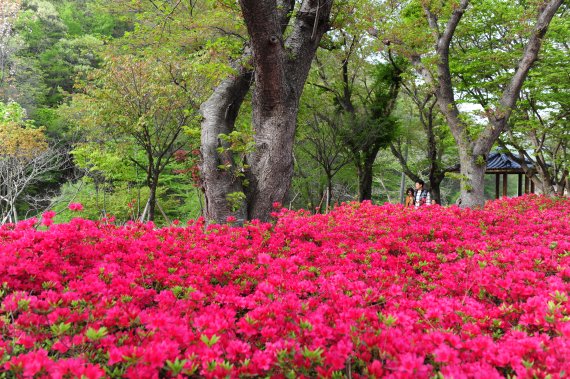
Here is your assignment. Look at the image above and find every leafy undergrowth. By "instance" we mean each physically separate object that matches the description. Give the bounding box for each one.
[1,195,569,378]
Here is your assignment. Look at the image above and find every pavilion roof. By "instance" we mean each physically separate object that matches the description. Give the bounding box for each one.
[449,151,535,174]
[485,151,534,173]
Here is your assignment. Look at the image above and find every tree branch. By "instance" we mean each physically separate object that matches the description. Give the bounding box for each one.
[476,0,564,152]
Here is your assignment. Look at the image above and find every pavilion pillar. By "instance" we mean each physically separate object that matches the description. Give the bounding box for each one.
[525,175,530,194]
[495,174,500,199]
[518,174,523,196]
[502,173,508,197]
[531,180,535,194]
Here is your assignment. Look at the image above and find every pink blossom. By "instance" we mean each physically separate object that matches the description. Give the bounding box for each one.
[68,203,84,211]
[41,210,56,226]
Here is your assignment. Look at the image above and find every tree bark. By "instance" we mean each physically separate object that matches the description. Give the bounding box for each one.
[239,0,333,221]
[145,168,160,221]
[430,180,441,205]
[358,154,376,201]
[456,151,486,208]
[200,67,253,224]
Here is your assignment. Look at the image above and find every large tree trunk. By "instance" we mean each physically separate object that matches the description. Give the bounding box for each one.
[246,100,299,220]
[238,0,332,222]
[430,181,441,205]
[429,171,445,205]
[535,162,555,195]
[457,151,486,208]
[200,68,252,224]
[198,0,331,223]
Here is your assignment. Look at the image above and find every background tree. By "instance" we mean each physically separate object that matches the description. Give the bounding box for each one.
[0,0,21,91]
[385,0,565,207]
[390,72,458,204]
[0,101,63,223]
[66,54,212,221]
[500,11,570,195]
[309,27,402,202]
[240,0,334,221]
[295,86,353,211]
[1,0,124,118]
[0,0,127,222]
[2,0,567,224]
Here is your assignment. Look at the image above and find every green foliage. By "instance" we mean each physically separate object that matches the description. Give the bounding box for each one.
[72,141,138,182]
[0,101,33,127]
[200,334,220,348]
[58,1,119,37]
[370,59,407,120]
[504,8,569,191]
[450,0,531,104]
[85,326,108,341]
[53,177,203,225]
[337,60,402,172]
[218,130,255,155]
[226,192,246,212]
[39,34,104,105]
[53,180,145,223]
[15,1,67,55]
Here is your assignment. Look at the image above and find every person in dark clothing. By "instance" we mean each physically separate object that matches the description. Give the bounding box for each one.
[414,180,431,208]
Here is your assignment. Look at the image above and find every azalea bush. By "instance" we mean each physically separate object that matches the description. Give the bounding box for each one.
[1,195,569,378]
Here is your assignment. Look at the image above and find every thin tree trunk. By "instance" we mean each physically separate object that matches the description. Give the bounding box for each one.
[139,198,150,222]
[148,185,157,221]
[358,155,376,201]
[398,140,408,203]
[11,199,17,223]
[326,174,333,211]
[147,171,160,221]
[200,69,252,224]
[156,201,171,224]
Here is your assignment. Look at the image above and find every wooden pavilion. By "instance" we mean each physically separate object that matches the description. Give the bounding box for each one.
[450,151,535,198]
[485,152,535,198]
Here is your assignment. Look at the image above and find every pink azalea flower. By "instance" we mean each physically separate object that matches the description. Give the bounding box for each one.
[68,203,84,212]
[0,195,569,377]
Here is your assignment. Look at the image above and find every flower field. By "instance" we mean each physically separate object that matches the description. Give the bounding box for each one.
[1,196,570,378]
